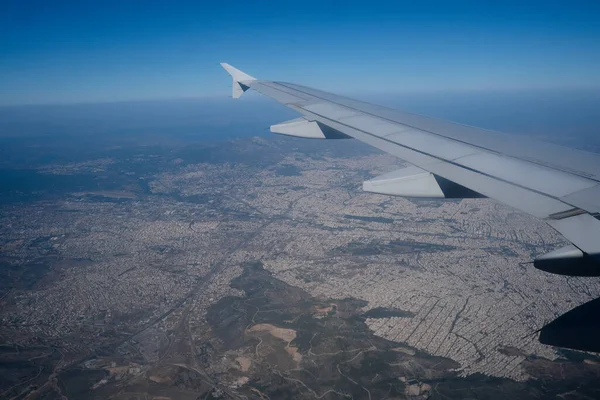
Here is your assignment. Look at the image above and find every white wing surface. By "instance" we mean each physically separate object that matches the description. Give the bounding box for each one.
[221,63,600,276]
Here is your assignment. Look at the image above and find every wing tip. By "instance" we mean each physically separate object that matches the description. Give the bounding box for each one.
[220,62,256,82]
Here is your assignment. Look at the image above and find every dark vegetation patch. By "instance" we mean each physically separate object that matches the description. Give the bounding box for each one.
[333,239,456,256]
[58,369,108,399]
[363,306,415,319]
[275,164,302,176]
[0,347,60,399]
[207,261,458,399]
[343,214,394,224]
[0,260,53,293]
[497,345,527,357]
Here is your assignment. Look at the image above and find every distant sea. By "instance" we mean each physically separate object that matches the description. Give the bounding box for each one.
[1,88,598,204]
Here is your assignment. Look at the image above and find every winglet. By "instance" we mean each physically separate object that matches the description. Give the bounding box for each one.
[220,63,256,99]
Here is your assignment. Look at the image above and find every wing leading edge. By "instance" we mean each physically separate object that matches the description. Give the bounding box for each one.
[221,63,600,276]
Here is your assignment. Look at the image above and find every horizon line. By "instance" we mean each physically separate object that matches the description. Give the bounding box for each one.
[2,85,600,108]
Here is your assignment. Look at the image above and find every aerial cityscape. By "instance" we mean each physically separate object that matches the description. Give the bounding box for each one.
[1,129,600,399]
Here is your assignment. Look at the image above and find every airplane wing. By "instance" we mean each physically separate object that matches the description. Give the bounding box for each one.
[221,63,600,276]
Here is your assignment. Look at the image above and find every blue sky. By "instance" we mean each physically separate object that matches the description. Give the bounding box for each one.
[1,0,599,105]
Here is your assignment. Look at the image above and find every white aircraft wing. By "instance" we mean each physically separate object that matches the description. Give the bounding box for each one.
[221,63,600,276]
